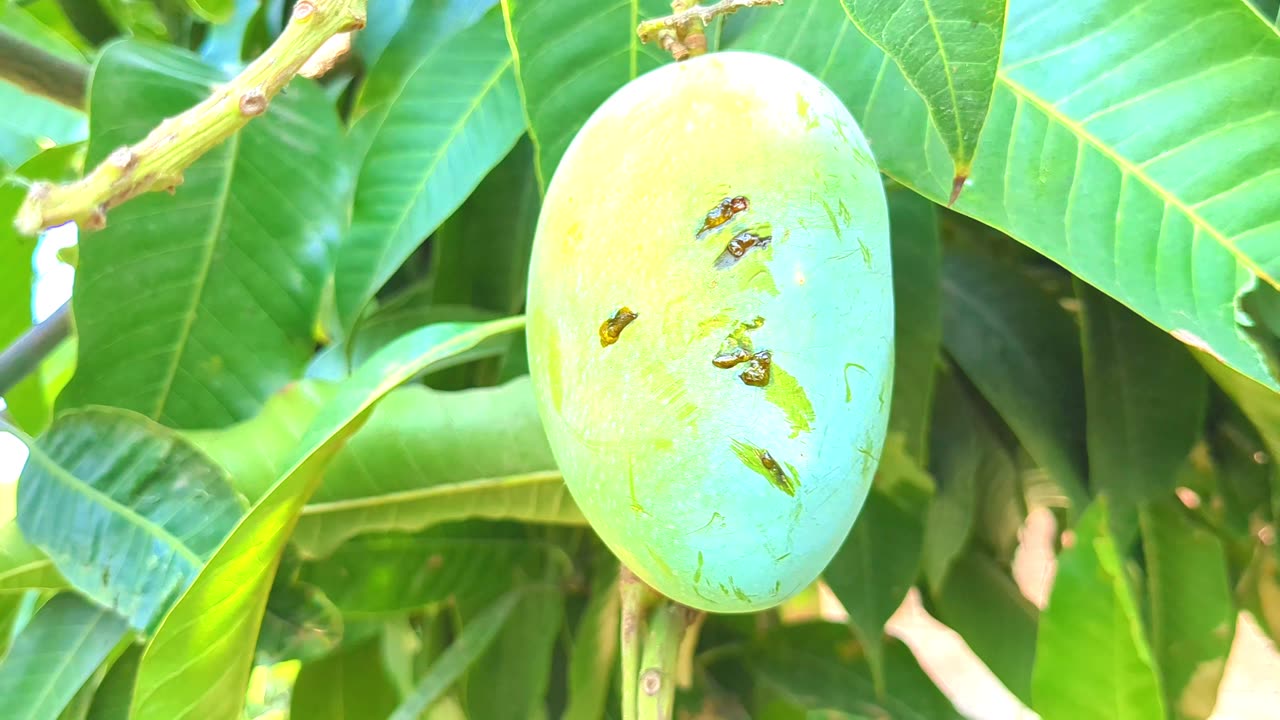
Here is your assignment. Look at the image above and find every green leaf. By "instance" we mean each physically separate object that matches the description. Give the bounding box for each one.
[1,144,82,434]
[462,583,564,720]
[0,523,65,594]
[0,82,86,172]
[822,436,932,695]
[9,408,246,634]
[1139,498,1235,720]
[294,377,583,558]
[1077,280,1208,543]
[930,548,1037,705]
[183,0,232,24]
[728,0,1280,396]
[562,555,619,720]
[750,622,962,719]
[389,591,523,720]
[291,634,401,720]
[255,550,343,666]
[941,247,1087,511]
[128,316,525,720]
[300,523,570,617]
[337,7,525,331]
[500,0,672,186]
[84,644,142,720]
[58,40,348,430]
[839,0,1004,187]
[1032,498,1165,720]
[0,593,131,720]
[0,3,89,60]
[885,187,943,463]
[1246,0,1279,26]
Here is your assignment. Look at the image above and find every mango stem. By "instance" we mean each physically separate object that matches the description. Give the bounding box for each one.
[620,565,655,720]
[637,600,699,720]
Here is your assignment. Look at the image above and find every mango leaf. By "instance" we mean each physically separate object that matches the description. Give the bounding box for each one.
[1139,498,1235,720]
[1077,281,1208,544]
[8,408,246,634]
[1032,499,1165,719]
[57,40,348,430]
[940,247,1087,511]
[500,0,672,186]
[822,437,932,695]
[300,523,572,617]
[0,82,86,172]
[562,553,620,720]
[128,317,525,720]
[0,593,131,720]
[750,622,962,719]
[839,0,1004,193]
[1,144,82,434]
[390,591,523,720]
[463,582,564,720]
[183,0,232,24]
[83,644,143,720]
[931,548,1037,705]
[290,634,400,720]
[885,187,942,462]
[727,0,1280,396]
[0,523,65,594]
[294,377,583,558]
[336,6,524,331]
[1250,0,1278,24]
[0,2,89,60]
[255,549,343,666]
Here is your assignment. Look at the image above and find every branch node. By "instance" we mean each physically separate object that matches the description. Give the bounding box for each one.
[293,1,316,20]
[239,89,268,117]
[85,205,107,230]
[108,147,137,171]
[640,668,662,696]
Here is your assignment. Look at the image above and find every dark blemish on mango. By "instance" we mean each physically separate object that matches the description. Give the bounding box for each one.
[711,316,764,367]
[731,439,800,496]
[599,306,637,347]
[694,551,704,583]
[774,580,782,594]
[775,552,791,562]
[696,195,749,239]
[739,350,772,386]
[712,347,751,369]
[714,230,772,268]
[843,362,867,402]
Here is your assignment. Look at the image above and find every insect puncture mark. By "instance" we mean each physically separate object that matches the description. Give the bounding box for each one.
[731,439,800,496]
[739,350,772,386]
[711,316,764,368]
[599,306,637,347]
[696,195,749,239]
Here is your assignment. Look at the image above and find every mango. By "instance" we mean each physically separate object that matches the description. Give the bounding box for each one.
[525,51,893,612]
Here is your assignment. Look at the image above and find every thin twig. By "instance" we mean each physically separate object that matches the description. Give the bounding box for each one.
[14,0,368,236]
[0,30,89,110]
[637,0,783,44]
[0,302,71,397]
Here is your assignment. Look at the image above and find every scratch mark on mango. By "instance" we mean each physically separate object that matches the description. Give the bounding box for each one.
[764,363,815,437]
[694,551,704,583]
[843,362,867,402]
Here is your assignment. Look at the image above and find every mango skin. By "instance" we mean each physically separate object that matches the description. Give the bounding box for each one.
[525,51,893,613]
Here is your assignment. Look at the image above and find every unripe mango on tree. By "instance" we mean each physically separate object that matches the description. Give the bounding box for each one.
[525,51,893,613]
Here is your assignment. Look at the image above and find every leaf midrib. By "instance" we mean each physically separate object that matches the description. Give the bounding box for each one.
[300,470,563,516]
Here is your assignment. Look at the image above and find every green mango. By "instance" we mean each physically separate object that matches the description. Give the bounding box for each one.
[525,50,893,613]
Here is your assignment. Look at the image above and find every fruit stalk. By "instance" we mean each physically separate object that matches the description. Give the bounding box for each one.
[620,565,654,720]
[14,0,367,236]
[636,600,698,720]
[637,0,783,60]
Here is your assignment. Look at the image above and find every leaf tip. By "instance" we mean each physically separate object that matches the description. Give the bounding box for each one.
[948,174,967,206]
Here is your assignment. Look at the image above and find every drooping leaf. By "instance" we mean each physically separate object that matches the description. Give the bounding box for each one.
[8,408,246,634]
[839,0,1004,191]
[0,523,65,594]
[294,377,583,558]
[300,523,571,617]
[1032,499,1165,719]
[728,0,1280,394]
[1077,280,1208,543]
[822,436,932,695]
[336,6,525,331]
[290,634,401,720]
[1139,498,1236,720]
[884,187,942,463]
[389,590,523,720]
[58,40,348,430]
[129,317,525,720]
[0,593,131,720]
[500,0,672,187]
[931,548,1037,705]
[940,247,1087,511]
[750,622,962,719]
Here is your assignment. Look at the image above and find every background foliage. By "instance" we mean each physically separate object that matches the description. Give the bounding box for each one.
[2,0,1279,718]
